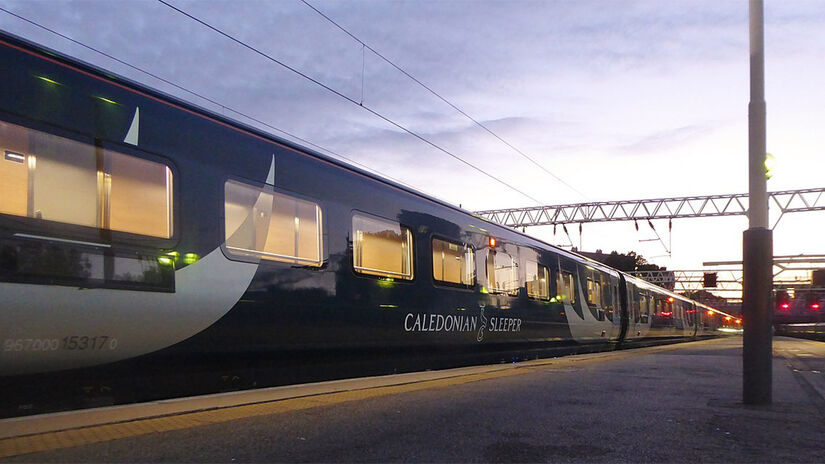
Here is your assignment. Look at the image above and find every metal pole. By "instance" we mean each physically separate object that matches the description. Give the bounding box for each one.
[743,0,773,405]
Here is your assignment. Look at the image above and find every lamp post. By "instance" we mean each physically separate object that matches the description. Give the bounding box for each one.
[742,0,773,405]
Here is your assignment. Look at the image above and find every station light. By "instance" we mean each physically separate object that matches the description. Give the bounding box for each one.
[735,319,742,325]
[725,316,732,321]
[488,237,497,247]
[707,310,714,317]
[764,152,775,180]
[667,297,674,303]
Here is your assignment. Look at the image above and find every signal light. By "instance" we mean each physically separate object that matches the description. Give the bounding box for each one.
[780,303,790,310]
[812,303,821,310]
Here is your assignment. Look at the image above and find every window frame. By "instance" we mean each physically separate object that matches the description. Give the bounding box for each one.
[485,248,519,296]
[221,177,326,267]
[525,259,551,301]
[351,211,415,281]
[556,269,578,305]
[431,235,475,289]
[0,114,179,249]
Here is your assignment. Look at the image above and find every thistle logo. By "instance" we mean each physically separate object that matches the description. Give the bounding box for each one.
[477,304,487,342]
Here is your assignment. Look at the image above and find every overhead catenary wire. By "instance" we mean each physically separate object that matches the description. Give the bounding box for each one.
[157,0,545,206]
[0,6,420,191]
[299,0,588,201]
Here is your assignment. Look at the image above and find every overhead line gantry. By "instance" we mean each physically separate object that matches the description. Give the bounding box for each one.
[474,187,825,228]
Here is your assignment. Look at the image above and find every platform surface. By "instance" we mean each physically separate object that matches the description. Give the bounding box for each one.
[2,336,824,463]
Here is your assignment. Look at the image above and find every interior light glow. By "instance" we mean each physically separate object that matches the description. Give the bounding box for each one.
[96,96,118,105]
[725,316,732,321]
[735,319,742,324]
[34,75,61,85]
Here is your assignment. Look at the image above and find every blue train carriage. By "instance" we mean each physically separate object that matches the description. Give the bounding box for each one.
[621,273,704,341]
[0,30,572,379]
[0,31,728,415]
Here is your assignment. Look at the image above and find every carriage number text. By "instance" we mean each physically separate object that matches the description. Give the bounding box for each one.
[3,337,118,352]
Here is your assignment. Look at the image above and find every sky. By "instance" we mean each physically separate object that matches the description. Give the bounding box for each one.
[0,0,823,280]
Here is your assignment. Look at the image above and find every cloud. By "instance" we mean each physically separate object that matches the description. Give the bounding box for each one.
[615,124,717,155]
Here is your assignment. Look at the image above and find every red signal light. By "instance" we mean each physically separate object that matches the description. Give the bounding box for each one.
[780,303,790,310]
[812,303,821,310]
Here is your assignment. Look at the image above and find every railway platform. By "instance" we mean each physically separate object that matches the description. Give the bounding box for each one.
[1,336,824,463]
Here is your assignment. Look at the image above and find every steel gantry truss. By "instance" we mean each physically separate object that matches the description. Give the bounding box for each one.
[474,187,825,228]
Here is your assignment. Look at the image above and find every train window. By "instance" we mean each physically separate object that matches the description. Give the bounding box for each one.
[486,250,518,295]
[352,214,413,280]
[556,271,577,304]
[224,180,323,266]
[603,281,614,309]
[586,276,602,307]
[0,120,173,238]
[432,238,474,286]
[107,149,173,238]
[526,260,550,300]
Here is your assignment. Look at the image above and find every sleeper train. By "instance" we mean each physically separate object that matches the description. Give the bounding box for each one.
[0,31,734,414]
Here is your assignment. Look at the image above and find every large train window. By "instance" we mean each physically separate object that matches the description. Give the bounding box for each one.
[352,213,413,280]
[586,275,603,307]
[224,180,323,266]
[526,260,550,300]
[432,237,474,287]
[486,250,518,295]
[0,120,173,238]
[556,271,577,304]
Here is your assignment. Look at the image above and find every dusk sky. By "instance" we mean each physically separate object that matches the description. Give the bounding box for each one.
[1,0,823,276]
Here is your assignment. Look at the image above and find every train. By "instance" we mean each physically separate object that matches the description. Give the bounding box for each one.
[0,31,737,416]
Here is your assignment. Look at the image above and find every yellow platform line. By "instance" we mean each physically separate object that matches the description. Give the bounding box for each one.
[0,338,722,459]
[0,366,532,458]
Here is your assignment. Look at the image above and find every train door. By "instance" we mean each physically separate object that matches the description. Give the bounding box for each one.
[557,258,601,342]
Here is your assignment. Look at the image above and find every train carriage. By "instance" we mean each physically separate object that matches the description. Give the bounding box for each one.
[0,31,731,416]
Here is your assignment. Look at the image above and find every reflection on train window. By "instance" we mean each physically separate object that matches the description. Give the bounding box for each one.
[486,250,518,295]
[432,238,474,286]
[352,214,413,280]
[602,281,614,309]
[556,271,577,303]
[0,239,174,292]
[0,120,173,238]
[224,180,323,267]
[526,260,550,300]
